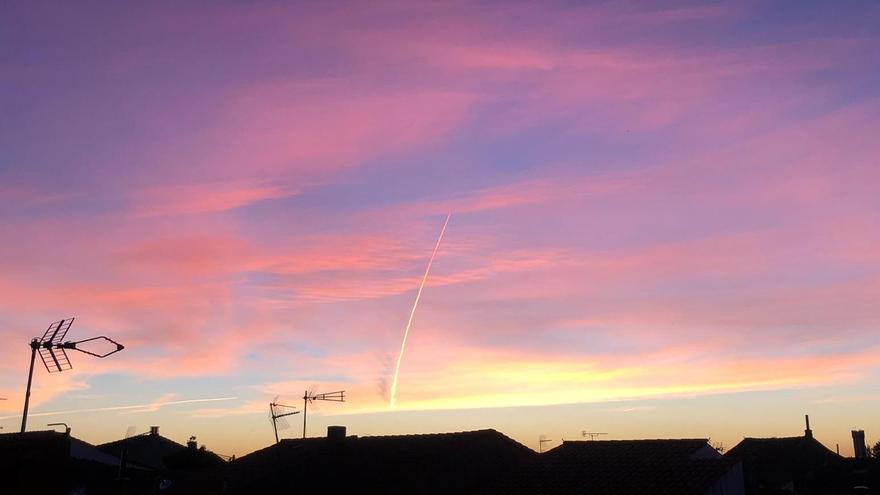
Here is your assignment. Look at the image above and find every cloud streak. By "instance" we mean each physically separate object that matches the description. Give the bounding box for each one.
[0,396,238,421]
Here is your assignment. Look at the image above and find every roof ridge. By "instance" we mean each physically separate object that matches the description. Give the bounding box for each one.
[562,438,709,443]
[275,428,500,443]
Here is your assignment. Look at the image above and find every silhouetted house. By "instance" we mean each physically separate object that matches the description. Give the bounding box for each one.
[97,425,186,470]
[164,436,226,470]
[226,427,535,494]
[95,426,227,494]
[726,420,844,494]
[0,430,153,494]
[509,438,743,495]
[159,436,228,494]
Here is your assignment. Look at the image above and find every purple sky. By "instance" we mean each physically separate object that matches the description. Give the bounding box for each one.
[1,1,879,456]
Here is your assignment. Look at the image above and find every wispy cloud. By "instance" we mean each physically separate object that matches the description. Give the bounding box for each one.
[129,180,300,217]
[0,396,238,420]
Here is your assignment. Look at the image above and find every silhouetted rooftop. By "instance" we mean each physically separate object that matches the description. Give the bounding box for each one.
[507,438,741,495]
[726,434,842,494]
[228,428,534,494]
[97,428,186,470]
[0,430,161,494]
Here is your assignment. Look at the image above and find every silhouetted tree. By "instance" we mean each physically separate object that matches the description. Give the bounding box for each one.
[870,440,880,459]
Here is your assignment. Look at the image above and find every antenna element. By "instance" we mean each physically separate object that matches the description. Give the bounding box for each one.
[269,400,300,444]
[302,389,345,438]
[581,431,608,441]
[20,318,124,432]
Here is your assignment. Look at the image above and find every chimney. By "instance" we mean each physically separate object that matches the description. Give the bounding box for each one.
[327,425,346,441]
[187,436,197,450]
[150,426,160,436]
[804,415,813,439]
[853,430,868,458]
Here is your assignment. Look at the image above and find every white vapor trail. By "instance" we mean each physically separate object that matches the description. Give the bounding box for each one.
[0,396,237,420]
[389,213,451,408]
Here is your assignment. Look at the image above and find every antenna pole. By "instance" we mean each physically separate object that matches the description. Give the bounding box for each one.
[271,403,279,444]
[20,318,124,434]
[20,339,39,433]
[302,390,308,439]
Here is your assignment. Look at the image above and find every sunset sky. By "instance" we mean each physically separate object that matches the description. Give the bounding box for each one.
[2,1,879,457]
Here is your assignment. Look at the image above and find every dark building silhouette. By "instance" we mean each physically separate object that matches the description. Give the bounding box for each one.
[96,425,188,470]
[854,430,868,459]
[228,427,744,495]
[226,427,534,494]
[16,421,880,494]
[507,438,743,494]
[0,430,155,494]
[95,426,226,494]
[1,426,226,494]
[725,418,846,494]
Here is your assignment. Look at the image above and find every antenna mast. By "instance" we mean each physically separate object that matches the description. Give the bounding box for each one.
[269,400,300,444]
[302,389,345,438]
[582,431,608,441]
[20,318,124,432]
[539,435,553,453]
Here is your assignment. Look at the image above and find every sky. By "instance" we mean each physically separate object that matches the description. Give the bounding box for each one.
[1,0,879,457]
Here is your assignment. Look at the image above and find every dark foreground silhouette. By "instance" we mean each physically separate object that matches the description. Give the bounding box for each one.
[1,418,877,494]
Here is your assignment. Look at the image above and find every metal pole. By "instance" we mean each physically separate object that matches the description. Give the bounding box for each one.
[21,340,39,433]
[271,404,279,444]
[302,391,308,439]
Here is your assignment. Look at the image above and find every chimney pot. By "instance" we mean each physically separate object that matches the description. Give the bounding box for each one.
[804,415,813,438]
[150,426,159,436]
[327,425,346,441]
[853,430,867,459]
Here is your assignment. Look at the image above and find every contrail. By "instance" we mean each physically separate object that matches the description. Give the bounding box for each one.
[0,396,237,420]
[389,213,451,408]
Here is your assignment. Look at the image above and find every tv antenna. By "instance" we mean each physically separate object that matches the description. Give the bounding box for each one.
[20,318,124,433]
[302,389,345,438]
[582,431,608,441]
[47,422,70,434]
[539,435,553,453]
[269,397,300,444]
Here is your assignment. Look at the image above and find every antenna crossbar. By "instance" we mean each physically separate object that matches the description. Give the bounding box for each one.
[581,431,608,441]
[302,389,345,439]
[20,318,124,433]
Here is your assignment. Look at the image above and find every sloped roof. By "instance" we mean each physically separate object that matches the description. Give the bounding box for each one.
[506,439,739,495]
[164,444,226,470]
[0,430,70,469]
[725,435,841,492]
[726,435,840,465]
[70,436,125,466]
[546,438,718,463]
[228,428,535,494]
[97,431,186,470]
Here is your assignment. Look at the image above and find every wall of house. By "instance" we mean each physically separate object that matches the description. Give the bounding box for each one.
[692,444,724,460]
[704,462,745,495]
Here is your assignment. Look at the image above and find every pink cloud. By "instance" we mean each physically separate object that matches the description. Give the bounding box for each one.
[129,180,300,217]
[197,86,474,176]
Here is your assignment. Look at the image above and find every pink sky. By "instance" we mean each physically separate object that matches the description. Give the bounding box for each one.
[1,0,879,456]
